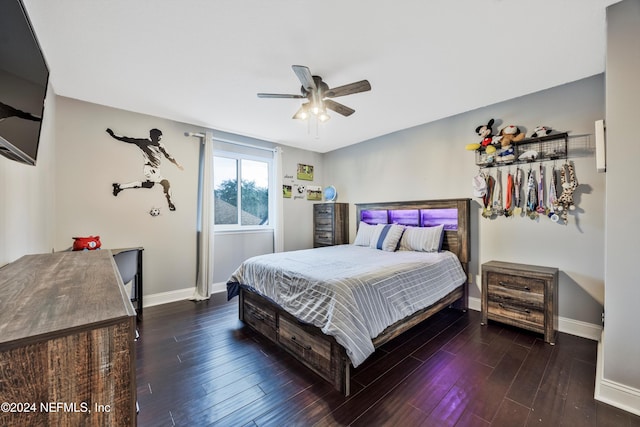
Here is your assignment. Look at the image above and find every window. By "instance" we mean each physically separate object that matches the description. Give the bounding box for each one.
[213,151,272,229]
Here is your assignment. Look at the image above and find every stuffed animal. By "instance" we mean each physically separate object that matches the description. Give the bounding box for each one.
[476,118,495,147]
[466,118,499,151]
[555,162,578,223]
[531,126,552,138]
[72,236,102,251]
[498,125,526,147]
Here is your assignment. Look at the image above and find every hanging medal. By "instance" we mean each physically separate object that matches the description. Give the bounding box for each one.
[504,171,514,217]
[536,163,546,214]
[513,168,523,216]
[494,169,504,216]
[548,165,559,222]
[526,168,538,219]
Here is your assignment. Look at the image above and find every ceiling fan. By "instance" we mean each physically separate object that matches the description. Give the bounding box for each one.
[257,65,371,121]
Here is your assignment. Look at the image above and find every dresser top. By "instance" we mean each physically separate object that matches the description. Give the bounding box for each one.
[0,250,136,347]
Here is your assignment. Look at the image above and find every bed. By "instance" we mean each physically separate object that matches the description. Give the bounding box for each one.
[227,198,470,396]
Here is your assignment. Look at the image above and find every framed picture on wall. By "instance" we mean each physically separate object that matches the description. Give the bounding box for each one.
[283,184,292,198]
[297,163,314,181]
[306,185,322,201]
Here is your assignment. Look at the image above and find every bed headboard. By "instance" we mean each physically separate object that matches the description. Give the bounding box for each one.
[355,198,471,270]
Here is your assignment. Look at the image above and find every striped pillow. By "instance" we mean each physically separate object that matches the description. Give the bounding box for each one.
[353,222,377,246]
[399,224,444,252]
[369,224,405,251]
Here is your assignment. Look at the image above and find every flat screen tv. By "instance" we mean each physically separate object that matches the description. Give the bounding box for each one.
[0,0,49,166]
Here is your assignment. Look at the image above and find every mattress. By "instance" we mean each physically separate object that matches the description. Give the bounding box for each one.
[227,244,466,367]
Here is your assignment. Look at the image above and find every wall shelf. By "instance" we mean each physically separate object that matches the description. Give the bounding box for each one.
[476,132,568,168]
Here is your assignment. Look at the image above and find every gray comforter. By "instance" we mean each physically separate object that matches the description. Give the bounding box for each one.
[227,244,466,367]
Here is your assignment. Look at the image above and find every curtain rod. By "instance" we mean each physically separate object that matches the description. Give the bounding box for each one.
[184,132,277,153]
[215,136,277,153]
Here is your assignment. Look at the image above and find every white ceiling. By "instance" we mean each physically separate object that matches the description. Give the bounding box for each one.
[23,0,618,153]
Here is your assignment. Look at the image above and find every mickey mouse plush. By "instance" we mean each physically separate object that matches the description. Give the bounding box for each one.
[476,119,495,146]
[466,118,499,152]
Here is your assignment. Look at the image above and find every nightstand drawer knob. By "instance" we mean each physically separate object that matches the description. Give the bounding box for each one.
[499,302,531,314]
[499,281,530,292]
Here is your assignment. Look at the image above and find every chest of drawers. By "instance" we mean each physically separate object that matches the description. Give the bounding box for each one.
[481,261,558,344]
[313,202,349,247]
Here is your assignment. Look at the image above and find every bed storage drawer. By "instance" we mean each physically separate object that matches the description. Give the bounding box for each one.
[278,316,332,375]
[242,291,277,342]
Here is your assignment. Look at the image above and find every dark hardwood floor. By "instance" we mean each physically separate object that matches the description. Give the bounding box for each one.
[135,294,640,426]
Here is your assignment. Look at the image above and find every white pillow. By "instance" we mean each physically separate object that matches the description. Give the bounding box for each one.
[369,224,405,252]
[399,224,444,252]
[353,222,377,246]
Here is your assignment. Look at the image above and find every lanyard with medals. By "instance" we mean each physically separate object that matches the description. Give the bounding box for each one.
[536,163,546,214]
[548,165,559,222]
[526,167,538,219]
[513,168,523,216]
[494,169,504,216]
[504,171,514,217]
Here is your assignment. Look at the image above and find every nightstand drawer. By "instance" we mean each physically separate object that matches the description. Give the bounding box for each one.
[486,272,545,296]
[279,317,331,375]
[487,300,544,328]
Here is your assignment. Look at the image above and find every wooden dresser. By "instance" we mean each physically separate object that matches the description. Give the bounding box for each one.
[0,250,137,426]
[313,202,349,247]
[481,260,558,344]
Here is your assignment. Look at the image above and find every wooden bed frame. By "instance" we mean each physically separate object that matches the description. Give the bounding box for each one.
[237,198,470,396]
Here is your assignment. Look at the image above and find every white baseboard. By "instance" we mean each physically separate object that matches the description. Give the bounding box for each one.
[467,297,602,341]
[469,296,481,312]
[143,282,227,308]
[595,332,640,416]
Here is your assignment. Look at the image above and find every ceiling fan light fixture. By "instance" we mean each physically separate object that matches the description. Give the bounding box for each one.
[293,103,310,120]
[318,110,330,122]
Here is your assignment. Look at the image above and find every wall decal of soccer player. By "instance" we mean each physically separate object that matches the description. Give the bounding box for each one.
[106,127,184,211]
[0,101,41,122]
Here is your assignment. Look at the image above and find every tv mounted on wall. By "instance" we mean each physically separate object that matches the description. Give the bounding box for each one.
[0,0,49,166]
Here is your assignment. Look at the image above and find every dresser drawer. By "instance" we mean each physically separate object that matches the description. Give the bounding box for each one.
[315,217,334,230]
[243,292,277,342]
[315,232,334,245]
[278,316,331,375]
[314,205,334,215]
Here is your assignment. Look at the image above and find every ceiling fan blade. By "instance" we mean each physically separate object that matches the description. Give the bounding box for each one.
[292,65,317,92]
[324,99,355,117]
[325,80,371,98]
[257,93,305,99]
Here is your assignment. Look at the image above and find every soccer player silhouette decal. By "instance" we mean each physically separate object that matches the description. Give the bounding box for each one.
[106,128,183,211]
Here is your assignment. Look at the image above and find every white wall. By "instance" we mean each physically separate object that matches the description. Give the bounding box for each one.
[53,96,325,296]
[54,96,201,295]
[0,84,56,266]
[598,0,640,414]
[324,75,606,327]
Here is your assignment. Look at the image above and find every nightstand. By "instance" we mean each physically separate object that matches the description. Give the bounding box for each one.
[481,261,558,344]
